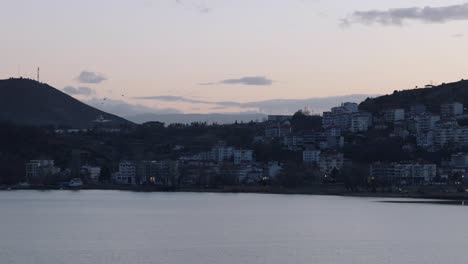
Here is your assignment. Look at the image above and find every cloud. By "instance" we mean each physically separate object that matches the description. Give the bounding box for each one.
[200,76,274,86]
[343,3,468,26]
[221,76,273,86]
[133,95,209,104]
[133,95,245,107]
[63,86,95,96]
[77,71,107,84]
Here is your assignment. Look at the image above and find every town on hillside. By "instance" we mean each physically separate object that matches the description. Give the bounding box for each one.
[4,96,468,194]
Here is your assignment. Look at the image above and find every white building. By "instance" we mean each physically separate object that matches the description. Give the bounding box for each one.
[322,102,358,130]
[322,112,351,130]
[234,149,254,165]
[331,102,359,114]
[441,102,463,118]
[25,160,60,180]
[303,150,321,165]
[114,161,137,185]
[210,145,234,162]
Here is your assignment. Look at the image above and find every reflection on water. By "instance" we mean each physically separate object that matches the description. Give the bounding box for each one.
[1,190,467,264]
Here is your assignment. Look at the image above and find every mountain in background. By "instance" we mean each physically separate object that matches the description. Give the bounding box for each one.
[360,79,468,113]
[124,113,268,125]
[0,78,133,128]
[87,94,376,124]
[238,94,378,115]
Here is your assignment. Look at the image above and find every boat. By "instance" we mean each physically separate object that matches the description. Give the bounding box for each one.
[68,178,84,188]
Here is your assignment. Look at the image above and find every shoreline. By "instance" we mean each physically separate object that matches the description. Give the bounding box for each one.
[2,184,468,200]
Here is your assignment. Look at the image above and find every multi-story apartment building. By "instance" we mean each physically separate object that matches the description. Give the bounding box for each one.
[113,161,137,185]
[303,150,321,165]
[283,134,304,150]
[322,102,359,130]
[265,123,292,138]
[383,109,405,123]
[411,114,440,135]
[350,112,372,133]
[210,145,234,162]
[432,121,468,148]
[370,162,437,185]
[450,153,468,168]
[441,102,463,118]
[325,127,342,137]
[25,160,60,180]
[234,149,254,165]
[323,103,372,132]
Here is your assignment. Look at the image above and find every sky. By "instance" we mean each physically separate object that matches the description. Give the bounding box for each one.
[1,0,468,114]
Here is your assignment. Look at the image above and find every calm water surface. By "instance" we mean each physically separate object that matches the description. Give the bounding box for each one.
[1,190,467,264]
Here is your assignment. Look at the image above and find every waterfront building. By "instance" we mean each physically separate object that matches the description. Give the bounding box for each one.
[25,160,60,181]
[113,161,137,185]
[80,166,101,183]
[370,162,437,185]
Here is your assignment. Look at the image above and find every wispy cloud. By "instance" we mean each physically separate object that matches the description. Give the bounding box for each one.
[222,76,273,86]
[200,76,274,86]
[342,3,468,26]
[77,71,107,84]
[133,95,210,104]
[134,95,243,107]
[63,86,95,96]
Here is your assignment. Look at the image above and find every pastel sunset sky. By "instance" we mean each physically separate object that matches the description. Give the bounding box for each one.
[1,0,467,114]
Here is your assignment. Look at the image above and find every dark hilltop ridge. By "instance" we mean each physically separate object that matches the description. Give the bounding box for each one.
[360,79,468,113]
[0,78,133,128]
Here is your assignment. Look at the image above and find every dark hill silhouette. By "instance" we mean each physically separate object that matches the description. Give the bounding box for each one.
[0,78,133,128]
[359,79,468,113]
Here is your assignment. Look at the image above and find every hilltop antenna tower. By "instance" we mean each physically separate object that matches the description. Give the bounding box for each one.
[37,67,40,82]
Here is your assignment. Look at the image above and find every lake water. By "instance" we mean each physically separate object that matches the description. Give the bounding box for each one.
[1,190,467,264]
